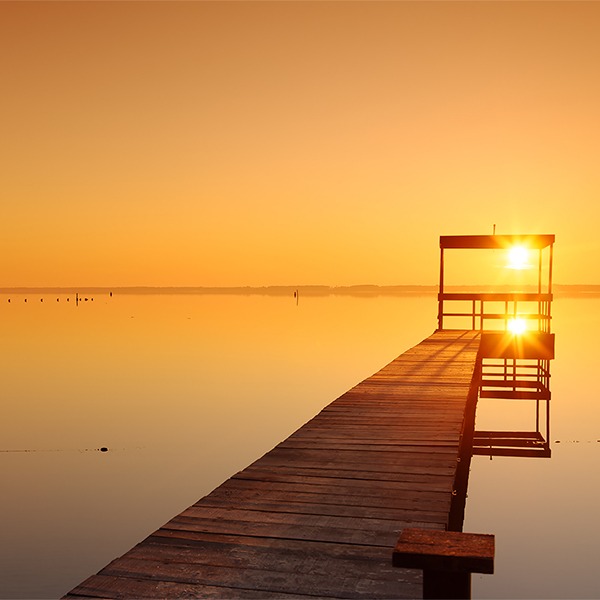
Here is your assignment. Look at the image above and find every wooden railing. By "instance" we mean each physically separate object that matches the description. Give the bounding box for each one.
[480,357,551,400]
[438,292,553,332]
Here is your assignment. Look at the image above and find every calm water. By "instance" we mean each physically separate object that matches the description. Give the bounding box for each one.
[1,292,598,599]
[466,295,600,599]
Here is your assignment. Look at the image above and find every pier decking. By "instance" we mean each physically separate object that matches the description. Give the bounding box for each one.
[66,330,482,599]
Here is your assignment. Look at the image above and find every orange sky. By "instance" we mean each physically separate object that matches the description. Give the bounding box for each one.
[1,1,599,287]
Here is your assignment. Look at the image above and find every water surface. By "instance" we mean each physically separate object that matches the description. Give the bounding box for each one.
[466,296,600,599]
[1,292,598,598]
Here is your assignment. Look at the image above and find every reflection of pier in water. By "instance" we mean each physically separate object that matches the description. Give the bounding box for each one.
[65,234,554,600]
[475,346,552,458]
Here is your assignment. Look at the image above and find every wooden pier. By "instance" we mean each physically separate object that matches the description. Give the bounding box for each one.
[66,329,483,599]
[65,234,559,598]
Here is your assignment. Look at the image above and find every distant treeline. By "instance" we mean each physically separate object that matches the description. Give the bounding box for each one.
[1,284,600,297]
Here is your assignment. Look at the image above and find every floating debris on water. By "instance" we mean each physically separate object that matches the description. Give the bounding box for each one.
[553,439,600,444]
[0,446,144,453]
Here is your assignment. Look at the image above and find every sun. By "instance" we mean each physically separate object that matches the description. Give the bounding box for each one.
[507,317,527,335]
[506,245,530,270]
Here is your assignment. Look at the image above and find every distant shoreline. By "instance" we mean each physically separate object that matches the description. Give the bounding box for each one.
[1,284,599,297]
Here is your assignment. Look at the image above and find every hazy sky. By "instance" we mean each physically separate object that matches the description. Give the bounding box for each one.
[2,1,599,287]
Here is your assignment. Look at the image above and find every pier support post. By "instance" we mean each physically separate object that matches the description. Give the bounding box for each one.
[392,528,494,600]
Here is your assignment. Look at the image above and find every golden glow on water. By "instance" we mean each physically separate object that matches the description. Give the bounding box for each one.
[0,291,435,598]
[466,296,600,599]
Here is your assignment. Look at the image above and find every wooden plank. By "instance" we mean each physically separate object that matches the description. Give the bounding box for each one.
[277,441,459,453]
[439,233,554,249]
[197,498,449,525]
[287,430,461,441]
[175,505,429,535]
[98,556,420,599]
[393,528,495,574]
[223,473,453,510]
[127,538,410,580]
[162,515,438,547]
[241,459,458,479]
[299,419,465,428]
[249,450,459,470]
[66,574,313,599]
[146,529,408,560]
[260,446,460,459]
[233,465,454,488]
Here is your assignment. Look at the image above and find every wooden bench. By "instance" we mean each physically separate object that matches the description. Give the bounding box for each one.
[392,528,495,599]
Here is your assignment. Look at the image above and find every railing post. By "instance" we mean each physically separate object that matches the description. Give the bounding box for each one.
[480,300,484,331]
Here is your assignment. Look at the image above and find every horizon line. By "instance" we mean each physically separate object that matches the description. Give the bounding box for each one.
[1,283,600,296]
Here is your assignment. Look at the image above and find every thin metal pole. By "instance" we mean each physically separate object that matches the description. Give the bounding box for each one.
[438,246,444,330]
[538,249,542,331]
[535,358,544,433]
[548,244,554,333]
[538,249,542,294]
[548,244,554,294]
[546,396,551,450]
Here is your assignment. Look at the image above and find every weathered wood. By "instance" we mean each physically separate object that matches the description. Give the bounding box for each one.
[97,556,409,599]
[251,448,460,468]
[146,529,410,560]
[197,498,449,525]
[163,515,417,547]
[392,528,495,600]
[64,330,481,599]
[440,233,554,249]
[66,573,315,599]
[231,472,454,495]
[210,478,453,512]
[392,528,494,574]
[279,440,460,451]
